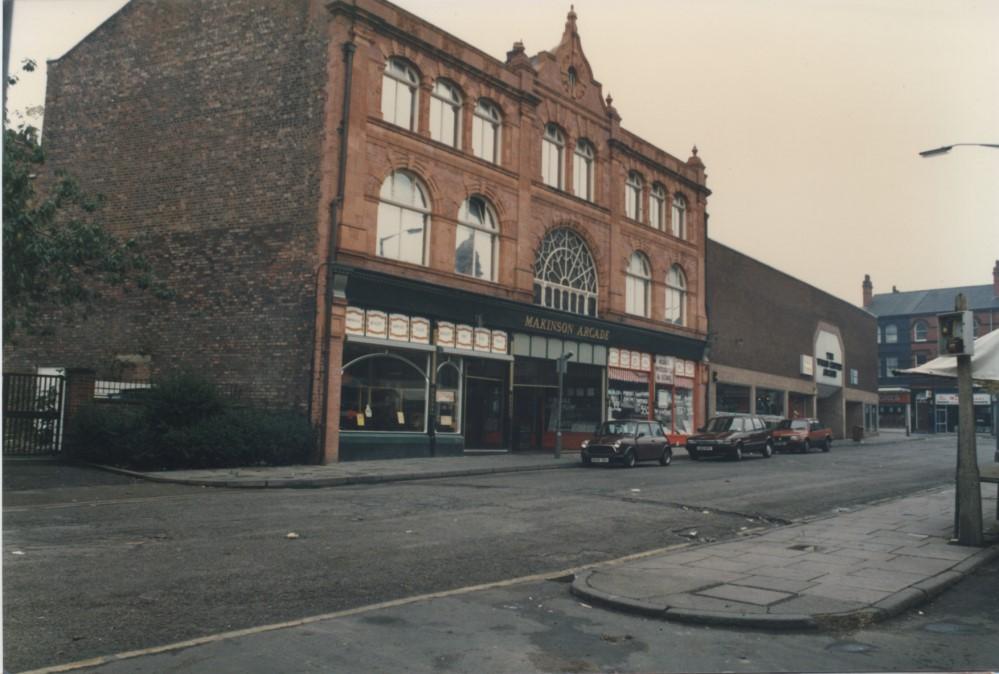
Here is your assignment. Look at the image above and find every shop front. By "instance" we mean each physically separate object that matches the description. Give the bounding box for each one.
[337,268,706,460]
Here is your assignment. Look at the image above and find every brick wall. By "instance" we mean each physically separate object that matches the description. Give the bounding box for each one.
[707,239,878,394]
[4,0,330,409]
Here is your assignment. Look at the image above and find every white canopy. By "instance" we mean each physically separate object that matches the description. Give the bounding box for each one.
[899,328,999,384]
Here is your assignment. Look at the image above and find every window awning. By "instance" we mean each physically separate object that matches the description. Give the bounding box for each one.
[608,367,649,384]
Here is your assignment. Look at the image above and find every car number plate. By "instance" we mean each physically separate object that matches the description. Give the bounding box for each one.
[592,457,609,463]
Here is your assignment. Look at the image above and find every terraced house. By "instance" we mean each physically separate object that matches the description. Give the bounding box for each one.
[9,0,711,461]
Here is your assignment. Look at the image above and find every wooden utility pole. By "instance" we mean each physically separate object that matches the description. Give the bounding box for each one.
[954,294,983,545]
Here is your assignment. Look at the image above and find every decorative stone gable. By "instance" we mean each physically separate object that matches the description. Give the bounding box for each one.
[532,7,607,115]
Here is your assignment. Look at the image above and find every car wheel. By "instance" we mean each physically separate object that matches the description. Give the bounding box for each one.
[624,450,637,468]
[762,441,773,458]
[659,447,673,466]
[688,449,700,461]
[803,440,811,453]
[823,437,832,452]
[733,445,743,461]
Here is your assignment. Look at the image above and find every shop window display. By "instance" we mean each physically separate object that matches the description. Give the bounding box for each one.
[755,387,784,416]
[340,343,429,432]
[435,357,462,433]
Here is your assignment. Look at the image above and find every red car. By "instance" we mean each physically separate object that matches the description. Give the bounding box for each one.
[771,418,832,453]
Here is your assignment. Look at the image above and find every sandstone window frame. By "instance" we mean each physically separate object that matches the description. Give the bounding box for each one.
[472,99,502,164]
[381,57,419,131]
[455,195,499,282]
[666,264,687,326]
[912,320,928,342]
[541,123,565,190]
[376,170,431,266]
[625,252,651,318]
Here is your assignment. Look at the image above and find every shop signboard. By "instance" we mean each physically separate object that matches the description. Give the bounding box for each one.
[655,356,674,385]
[365,310,388,338]
[474,328,492,352]
[345,307,365,336]
[456,324,474,350]
[389,314,410,341]
[410,317,430,344]
[935,393,991,406]
[436,321,456,347]
[608,347,620,367]
[491,330,508,354]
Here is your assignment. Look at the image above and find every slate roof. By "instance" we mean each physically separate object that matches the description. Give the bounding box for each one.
[868,283,999,318]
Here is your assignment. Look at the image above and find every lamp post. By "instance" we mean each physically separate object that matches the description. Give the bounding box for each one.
[554,352,574,459]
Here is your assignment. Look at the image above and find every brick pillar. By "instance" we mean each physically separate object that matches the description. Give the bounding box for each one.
[322,298,348,464]
[63,368,96,458]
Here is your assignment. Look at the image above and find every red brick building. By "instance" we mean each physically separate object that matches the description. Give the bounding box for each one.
[9,0,711,461]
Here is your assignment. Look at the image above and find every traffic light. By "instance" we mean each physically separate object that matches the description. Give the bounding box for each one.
[937,310,974,356]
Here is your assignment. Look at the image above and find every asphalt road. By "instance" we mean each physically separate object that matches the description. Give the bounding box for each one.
[2,436,995,672]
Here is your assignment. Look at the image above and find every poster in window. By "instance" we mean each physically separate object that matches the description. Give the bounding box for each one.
[620,350,632,369]
[345,306,365,336]
[389,313,410,341]
[491,330,508,354]
[674,358,685,375]
[436,321,456,347]
[411,317,430,344]
[474,328,491,352]
[608,347,620,368]
[684,360,695,377]
[436,390,455,403]
[365,310,388,338]
[640,353,652,372]
[456,324,474,350]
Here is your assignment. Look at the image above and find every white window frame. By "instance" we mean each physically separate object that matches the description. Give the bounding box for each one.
[455,195,498,282]
[429,79,461,148]
[625,252,651,317]
[541,123,565,189]
[885,356,898,377]
[625,171,643,222]
[381,58,418,131]
[472,100,501,164]
[885,324,898,344]
[649,183,666,230]
[671,193,687,239]
[666,264,687,325]
[913,320,927,343]
[533,228,598,317]
[376,170,430,266]
[573,139,594,201]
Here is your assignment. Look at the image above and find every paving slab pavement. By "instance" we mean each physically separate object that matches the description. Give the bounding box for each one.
[572,486,999,629]
[89,452,579,488]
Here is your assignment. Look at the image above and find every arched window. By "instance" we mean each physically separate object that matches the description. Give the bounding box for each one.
[666,264,687,325]
[650,183,666,230]
[377,170,429,265]
[573,139,594,201]
[567,66,578,89]
[671,193,687,238]
[625,252,651,317]
[533,228,598,317]
[455,195,498,281]
[913,320,928,343]
[885,324,898,344]
[472,99,501,163]
[541,123,564,189]
[429,79,461,147]
[381,58,418,131]
[625,171,643,221]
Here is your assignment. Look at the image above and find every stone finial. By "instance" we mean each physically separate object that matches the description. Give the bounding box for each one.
[567,5,578,28]
[687,144,705,168]
[506,40,532,70]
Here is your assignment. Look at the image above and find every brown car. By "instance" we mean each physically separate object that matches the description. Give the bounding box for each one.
[580,420,673,468]
[771,418,832,453]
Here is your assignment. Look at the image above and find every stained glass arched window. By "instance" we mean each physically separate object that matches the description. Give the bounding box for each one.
[533,228,598,317]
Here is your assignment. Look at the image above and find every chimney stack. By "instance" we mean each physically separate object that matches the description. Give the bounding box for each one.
[993,259,999,297]
[862,274,872,308]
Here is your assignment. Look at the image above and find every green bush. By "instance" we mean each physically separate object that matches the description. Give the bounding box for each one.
[71,374,315,470]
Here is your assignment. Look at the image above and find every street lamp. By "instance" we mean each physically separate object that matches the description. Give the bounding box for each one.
[918,143,999,158]
[554,352,574,459]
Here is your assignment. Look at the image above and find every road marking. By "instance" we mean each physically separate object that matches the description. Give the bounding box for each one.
[21,541,697,673]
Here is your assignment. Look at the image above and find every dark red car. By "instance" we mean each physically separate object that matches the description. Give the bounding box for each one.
[771,418,832,453]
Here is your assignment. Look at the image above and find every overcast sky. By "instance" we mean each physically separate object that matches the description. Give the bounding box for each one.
[7,0,998,307]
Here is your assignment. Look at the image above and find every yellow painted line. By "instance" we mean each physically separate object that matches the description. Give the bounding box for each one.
[22,541,696,673]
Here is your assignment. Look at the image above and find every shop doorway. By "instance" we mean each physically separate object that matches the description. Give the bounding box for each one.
[465,377,506,449]
[512,386,557,451]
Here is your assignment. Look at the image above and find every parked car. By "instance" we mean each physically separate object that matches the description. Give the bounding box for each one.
[580,420,673,468]
[771,418,832,453]
[685,414,774,461]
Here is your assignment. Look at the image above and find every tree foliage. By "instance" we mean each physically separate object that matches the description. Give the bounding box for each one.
[3,61,166,342]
